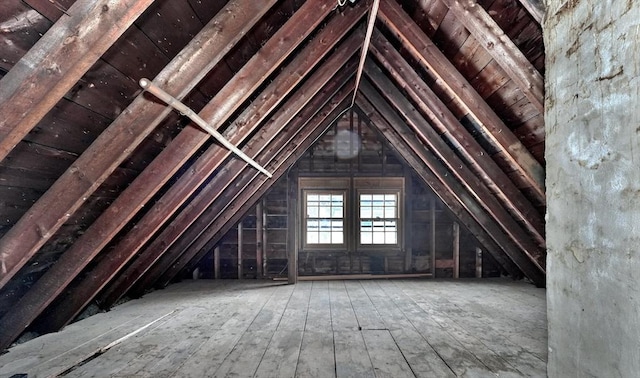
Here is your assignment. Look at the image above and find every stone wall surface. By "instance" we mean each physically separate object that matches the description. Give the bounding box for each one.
[545,0,640,376]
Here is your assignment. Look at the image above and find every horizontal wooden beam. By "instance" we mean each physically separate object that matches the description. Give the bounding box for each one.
[377,0,545,203]
[0,0,154,162]
[356,95,522,279]
[439,0,544,112]
[0,0,274,292]
[368,31,545,245]
[357,82,544,286]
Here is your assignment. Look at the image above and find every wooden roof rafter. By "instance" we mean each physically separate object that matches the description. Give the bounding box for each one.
[376,0,545,202]
[355,95,523,278]
[0,0,155,162]
[98,51,361,310]
[368,30,544,246]
[356,80,544,286]
[157,87,356,290]
[0,0,276,291]
[44,69,357,329]
[439,0,544,112]
[0,0,352,349]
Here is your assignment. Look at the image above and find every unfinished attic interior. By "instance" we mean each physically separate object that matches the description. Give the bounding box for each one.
[1,0,639,376]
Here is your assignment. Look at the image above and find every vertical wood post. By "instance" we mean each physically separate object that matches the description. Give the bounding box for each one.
[256,203,264,278]
[237,223,243,279]
[214,246,220,280]
[453,222,460,279]
[430,196,436,278]
[287,171,298,284]
[262,200,268,277]
[404,169,413,272]
[476,247,483,278]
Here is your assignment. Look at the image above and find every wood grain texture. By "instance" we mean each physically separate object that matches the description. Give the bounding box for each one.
[0,279,547,377]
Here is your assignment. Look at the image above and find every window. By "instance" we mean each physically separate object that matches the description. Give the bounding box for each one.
[305,192,344,245]
[299,177,403,251]
[359,193,398,245]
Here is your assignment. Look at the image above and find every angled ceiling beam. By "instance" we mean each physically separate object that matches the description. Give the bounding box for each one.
[369,30,544,246]
[47,72,356,330]
[157,88,354,289]
[363,66,545,268]
[363,66,545,262]
[377,0,545,204]
[98,51,360,309]
[518,0,544,24]
[0,0,155,162]
[356,96,522,279]
[0,0,339,347]
[439,0,544,112]
[40,57,357,331]
[358,79,545,286]
[0,0,275,290]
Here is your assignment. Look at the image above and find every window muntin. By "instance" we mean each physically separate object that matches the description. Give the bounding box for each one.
[305,192,344,245]
[359,193,399,245]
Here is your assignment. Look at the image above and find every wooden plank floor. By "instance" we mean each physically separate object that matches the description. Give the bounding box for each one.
[0,279,547,377]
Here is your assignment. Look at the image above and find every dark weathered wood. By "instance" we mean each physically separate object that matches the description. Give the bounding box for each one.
[453,221,460,278]
[0,0,273,292]
[357,96,522,280]
[377,0,545,203]
[0,1,278,350]
[46,60,355,327]
[157,90,354,288]
[93,26,362,308]
[440,0,544,112]
[370,30,545,245]
[214,245,221,280]
[287,167,298,284]
[119,62,357,302]
[518,0,544,24]
[363,67,545,266]
[237,223,243,278]
[430,196,437,277]
[356,86,543,286]
[256,202,264,278]
[0,0,154,162]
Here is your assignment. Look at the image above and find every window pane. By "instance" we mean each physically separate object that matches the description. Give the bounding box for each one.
[372,194,384,201]
[319,207,330,218]
[372,207,384,218]
[307,232,318,244]
[333,232,343,244]
[308,194,319,201]
[384,207,396,218]
[360,220,372,231]
[319,232,331,244]
[361,194,372,201]
[332,220,343,232]
[308,207,319,218]
[307,220,319,231]
[373,232,385,244]
[320,219,331,230]
[319,194,331,201]
[385,220,397,230]
[361,232,372,244]
[332,206,343,218]
[361,207,372,218]
[385,232,397,244]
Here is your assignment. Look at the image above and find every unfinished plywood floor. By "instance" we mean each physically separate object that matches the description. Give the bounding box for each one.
[0,279,547,377]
